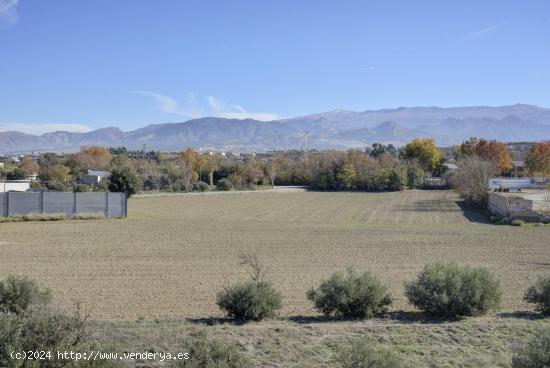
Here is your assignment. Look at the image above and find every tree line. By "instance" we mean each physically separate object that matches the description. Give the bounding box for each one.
[1,138,548,198]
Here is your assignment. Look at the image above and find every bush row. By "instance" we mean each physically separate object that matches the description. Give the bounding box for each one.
[217,263,549,322]
[1,273,550,368]
[0,212,106,222]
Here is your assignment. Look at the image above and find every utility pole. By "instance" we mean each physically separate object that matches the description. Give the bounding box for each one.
[303,131,309,171]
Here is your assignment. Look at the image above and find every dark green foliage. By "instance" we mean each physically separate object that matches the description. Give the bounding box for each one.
[74,183,90,192]
[313,172,330,190]
[216,281,282,321]
[405,262,501,317]
[46,181,73,192]
[335,338,404,368]
[512,327,550,368]
[0,275,52,314]
[192,181,210,192]
[335,163,357,190]
[524,275,550,315]
[216,178,233,191]
[6,168,27,180]
[169,331,252,368]
[307,268,392,319]
[386,169,405,191]
[406,165,424,189]
[366,169,405,192]
[108,167,140,198]
[0,307,121,368]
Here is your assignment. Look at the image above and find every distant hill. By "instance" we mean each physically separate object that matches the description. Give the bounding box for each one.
[1,104,549,153]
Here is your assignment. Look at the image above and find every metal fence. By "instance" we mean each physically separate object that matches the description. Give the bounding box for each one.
[0,191,127,218]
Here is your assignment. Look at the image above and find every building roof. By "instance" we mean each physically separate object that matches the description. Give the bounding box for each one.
[512,161,525,167]
[443,163,458,170]
[87,170,110,177]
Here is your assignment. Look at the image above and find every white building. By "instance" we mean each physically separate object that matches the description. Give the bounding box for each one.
[0,180,30,192]
[80,170,110,185]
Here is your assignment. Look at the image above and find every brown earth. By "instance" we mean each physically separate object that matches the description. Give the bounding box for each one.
[0,190,548,320]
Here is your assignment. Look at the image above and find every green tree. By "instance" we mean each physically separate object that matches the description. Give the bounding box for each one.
[387,168,404,191]
[335,163,357,190]
[403,138,444,174]
[108,167,140,198]
[39,163,72,183]
[6,168,27,180]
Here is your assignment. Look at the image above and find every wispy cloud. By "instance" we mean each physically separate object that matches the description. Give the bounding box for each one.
[131,91,200,118]
[205,95,280,121]
[462,23,507,41]
[0,123,93,135]
[133,91,280,121]
[0,0,20,29]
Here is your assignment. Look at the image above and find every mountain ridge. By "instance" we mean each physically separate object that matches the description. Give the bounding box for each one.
[1,104,549,153]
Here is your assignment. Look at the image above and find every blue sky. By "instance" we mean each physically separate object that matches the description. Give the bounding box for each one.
[0,0,549,134]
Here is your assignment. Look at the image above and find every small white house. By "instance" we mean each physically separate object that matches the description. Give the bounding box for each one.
[80,170,110,185]
[0,180,30,192]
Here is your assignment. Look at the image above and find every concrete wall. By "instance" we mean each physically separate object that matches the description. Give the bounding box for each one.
[0,191,126,218]
[488,191,550,221]
[488,193,508,217]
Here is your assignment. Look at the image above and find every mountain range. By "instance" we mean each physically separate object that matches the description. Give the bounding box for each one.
[1,104,549,154]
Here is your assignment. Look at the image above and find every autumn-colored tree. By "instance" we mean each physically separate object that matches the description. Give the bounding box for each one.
[455,137,478,160]
[69,146,113,171]
[179,148,204,181]
[203,154,223,186]
[40,164,72,183]
[335,163,357,190]
[403,138,444,174]
[525,142,550,178]
[474,139,512,173]
[19,156,39,176]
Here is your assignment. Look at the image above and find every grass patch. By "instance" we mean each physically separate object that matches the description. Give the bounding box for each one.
[0,212,106,222]
[71,212,106,220]
[92,316,550,368]
[0,213,66,222]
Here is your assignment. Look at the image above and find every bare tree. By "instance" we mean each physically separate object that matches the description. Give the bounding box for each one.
[449,155,498,207]
[238,252,267,282]
[176,159,194,192]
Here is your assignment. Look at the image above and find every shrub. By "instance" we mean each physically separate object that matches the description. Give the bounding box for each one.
[169,331,252,368]
[46,181,73,192]
[512,327,550,368]
[74,183,90,192]
[192,181,210,192]
[306,268,392,319]
[524,275,550,315]
[366,169,404,192]
[386,169,405,191]
[511,219,525,226]
[335,338,404,368]
[0,306,121,368]
[71,212,106,220]
[6,168,27,180]
[216,178,233,191]
[0,275,52,314]
[313,172,330,190]
[216,280,282,321]
[0,213,66,222]
[108,167,140,198]
[405,262,501,317]
[406,165,424,189]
